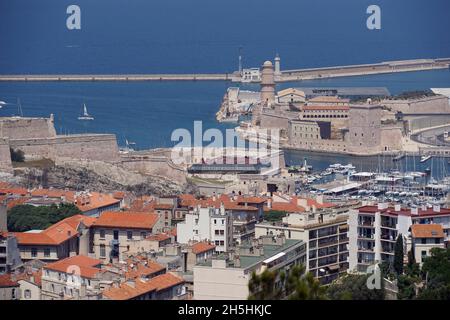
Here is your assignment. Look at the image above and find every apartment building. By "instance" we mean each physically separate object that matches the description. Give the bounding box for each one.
[177,204,233,253]
[91,211,162,262]
[408,224,445,265]
[348,203,450,272]
[13,215,94,262]
[193,234,306,300]
[255,207,349,284]
[0,274,19,300]
[41,255,103,300]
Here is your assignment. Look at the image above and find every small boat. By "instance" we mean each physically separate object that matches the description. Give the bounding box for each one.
[420,155,432,163]
[78,103,94,120]
[393,154,405,162]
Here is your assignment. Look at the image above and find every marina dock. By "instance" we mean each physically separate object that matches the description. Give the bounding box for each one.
[0,58,449,83]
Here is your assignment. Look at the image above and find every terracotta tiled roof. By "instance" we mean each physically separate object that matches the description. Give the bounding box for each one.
[93,211,159,230]
[0,187,28,196]
[192,241,216,254]
[154,203,174,210]
[308,96,350,103]
[302,105,349,111]
[358,205,450,217]
[411,224,444,239]
[14,215,94,245]
[6,197,29,209]
[125,261,166,280]
[146,233,171,242]
[102,273,183,300]
[44,255,102,279]
[30,188,75,201]
[0,274,19,288]
[75,192,120,212]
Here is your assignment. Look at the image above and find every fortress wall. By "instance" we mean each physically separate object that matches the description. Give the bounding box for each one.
[120,157,187,183]
[54,134,120,163]
[382,95,450,114]
[0,138,12,173]
[9,134,120,163]
[8,138,55,160]
[0,117,56,139]
[380,126,404,152]
[407,115,450,132]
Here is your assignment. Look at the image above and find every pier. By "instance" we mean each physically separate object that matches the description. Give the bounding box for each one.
[0,57,449,83]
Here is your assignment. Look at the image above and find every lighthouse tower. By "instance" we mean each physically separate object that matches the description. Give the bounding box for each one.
[274,54,281,76]
[260,60,276,106]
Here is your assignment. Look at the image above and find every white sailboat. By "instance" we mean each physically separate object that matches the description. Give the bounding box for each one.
[78,103,94,120]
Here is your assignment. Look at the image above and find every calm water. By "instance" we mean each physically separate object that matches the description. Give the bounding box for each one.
[1,0,450,172]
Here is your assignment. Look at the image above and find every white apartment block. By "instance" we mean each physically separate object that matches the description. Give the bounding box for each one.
[177,205,233,253]
[348,203,450,272]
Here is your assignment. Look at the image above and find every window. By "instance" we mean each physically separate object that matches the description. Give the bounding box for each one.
[24,289,31,299]
[44,248,50,258]
[31,248,37,258]
[215,230,220,235]
[127,231,133,240]
[221,219,224,225]
[140,232,147,240]
[220,230,224,236]
[100,244,106,258]
[113,230,119,240]
[99,229,105,239]
[220,241,224,246]
[421,250,427,257]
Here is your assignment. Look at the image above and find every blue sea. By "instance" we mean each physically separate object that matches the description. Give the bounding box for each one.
[1,0,450,153]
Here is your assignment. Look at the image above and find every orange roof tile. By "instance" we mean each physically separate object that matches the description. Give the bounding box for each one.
[14,215,94,245]
[125,261,165,280]
[411,224,444,239]
[146,233,171,242]
[44,255,102,279]
[0,274,19,288]
[192,241,216,254]
[75,192,120,212]
[102,273,183,300]
[93,211,159,230]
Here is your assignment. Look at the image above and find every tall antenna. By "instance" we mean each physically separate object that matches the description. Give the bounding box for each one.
[238,46,243,74]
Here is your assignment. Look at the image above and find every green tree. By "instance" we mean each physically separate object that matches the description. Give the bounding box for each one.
[10,148,25,162]
[7,203,81,232]
[393,234,404,275]
[417,248,450,300]
[327,273,385,300]
[248,264,326,300]
[263,210,287,222]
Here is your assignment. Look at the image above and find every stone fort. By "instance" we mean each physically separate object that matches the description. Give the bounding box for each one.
[0,115,119,173]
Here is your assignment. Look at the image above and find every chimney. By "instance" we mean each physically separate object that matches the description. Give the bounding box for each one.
[394,204,401,212]
[433,205,441,213]
[0,202,7,232]
[377,202,388,210]
[411,207,419,215]
[316,195,324,205]
[126,279,136,288]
